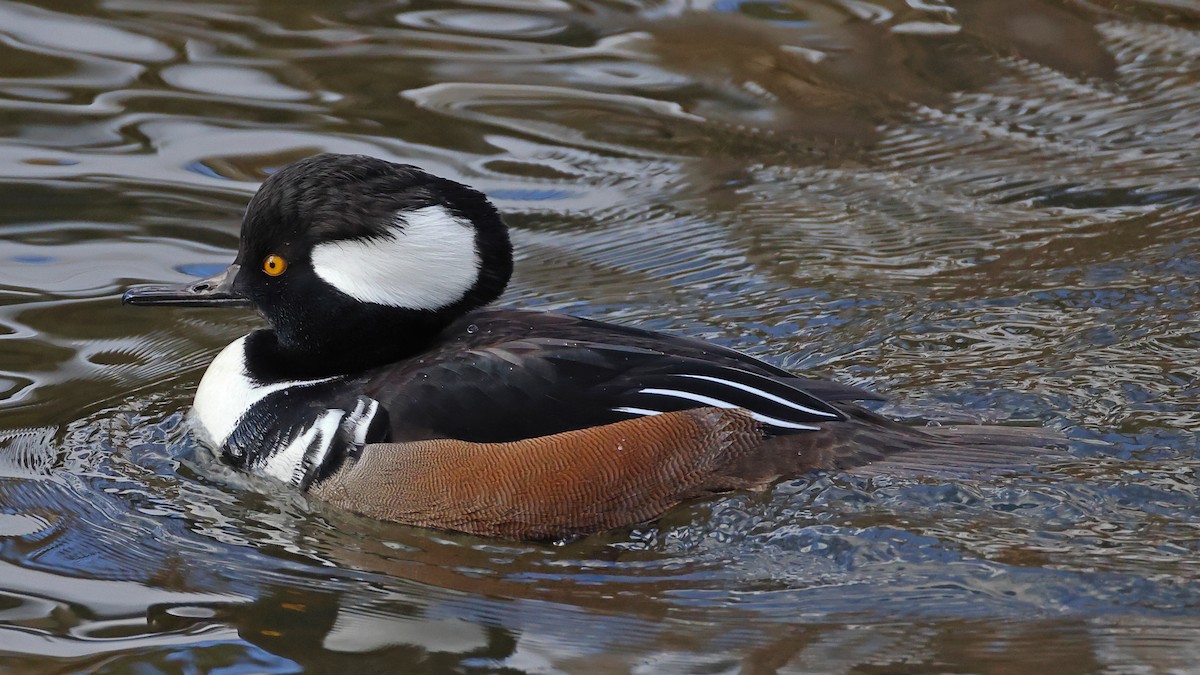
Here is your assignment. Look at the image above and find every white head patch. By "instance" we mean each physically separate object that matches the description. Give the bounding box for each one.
[310,204,480,310]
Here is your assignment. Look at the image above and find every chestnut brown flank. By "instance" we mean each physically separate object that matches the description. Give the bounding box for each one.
[310,407,764,539]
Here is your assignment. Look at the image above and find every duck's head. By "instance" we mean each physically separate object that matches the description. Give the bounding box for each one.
[124,153,512,375]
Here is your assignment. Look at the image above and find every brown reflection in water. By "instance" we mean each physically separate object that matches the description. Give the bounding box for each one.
[199,148,332,184]
[146,580,1115,673]
[150,586,515,672]
[299,509,691,621]
[642,0,1115,141]
[957,0,1116,79]
[926,206,1199,299]
[740,618,1102,674]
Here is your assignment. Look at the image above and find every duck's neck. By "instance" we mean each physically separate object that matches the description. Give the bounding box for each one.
[241,312,453,382]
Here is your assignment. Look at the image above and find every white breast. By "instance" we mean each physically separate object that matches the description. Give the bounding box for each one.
[191,336,331,448]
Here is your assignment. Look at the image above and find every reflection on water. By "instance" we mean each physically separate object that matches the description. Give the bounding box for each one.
[0,0,1198,670]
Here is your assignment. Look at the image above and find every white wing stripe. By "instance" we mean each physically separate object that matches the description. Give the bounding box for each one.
[347,398,379,446]
[636,388,820,430]
[673,374,840,418]
[263,409,343,485]
[613,406,664,417]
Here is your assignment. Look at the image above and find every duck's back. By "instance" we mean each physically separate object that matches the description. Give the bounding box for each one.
[362,307,879,445]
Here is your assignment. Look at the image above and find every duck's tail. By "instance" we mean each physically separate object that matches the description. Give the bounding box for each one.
[701,405,1067,492]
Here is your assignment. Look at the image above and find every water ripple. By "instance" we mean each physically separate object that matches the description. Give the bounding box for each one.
[0,0,1198,670]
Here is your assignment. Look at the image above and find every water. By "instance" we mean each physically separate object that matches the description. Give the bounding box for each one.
[1,0,1198,671]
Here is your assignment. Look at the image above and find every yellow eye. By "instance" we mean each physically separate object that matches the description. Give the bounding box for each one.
[262,254,287,277]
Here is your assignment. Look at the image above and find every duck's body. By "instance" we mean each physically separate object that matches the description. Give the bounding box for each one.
[125,153,1058,540]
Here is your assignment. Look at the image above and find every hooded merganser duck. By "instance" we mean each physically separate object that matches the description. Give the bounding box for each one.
[124,153,1058,540]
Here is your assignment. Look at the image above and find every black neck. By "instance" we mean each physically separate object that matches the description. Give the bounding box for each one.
[242,312,451,382]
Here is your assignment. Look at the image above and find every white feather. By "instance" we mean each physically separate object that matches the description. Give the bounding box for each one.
[262,409,342,485]
[311,205,479,310]
[636,387,820,430]
[612,406,664,417]
[673,374,840,418]
[346,398,379,446]
[191,336,333,448]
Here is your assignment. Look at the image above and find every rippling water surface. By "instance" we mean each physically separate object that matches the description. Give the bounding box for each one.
[1,0,1198,671]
